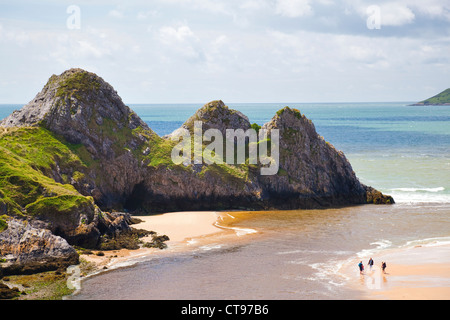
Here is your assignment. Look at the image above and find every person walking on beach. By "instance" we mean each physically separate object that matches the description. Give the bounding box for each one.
[381,261,387,274]
[358,261,364,274]
[368,258,374,271]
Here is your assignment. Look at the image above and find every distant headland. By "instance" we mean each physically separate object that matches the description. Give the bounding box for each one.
[410,88,450,106]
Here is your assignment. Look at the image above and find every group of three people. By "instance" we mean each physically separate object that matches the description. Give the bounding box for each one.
[358,258,386,274]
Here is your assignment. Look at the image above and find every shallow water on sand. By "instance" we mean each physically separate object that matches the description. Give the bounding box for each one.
[71,202,449,300]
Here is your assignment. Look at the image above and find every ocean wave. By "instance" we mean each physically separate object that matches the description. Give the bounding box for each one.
[391,187,445,193]
[403,236,450,248]
[356,239,392,258]
[388,190,450,204]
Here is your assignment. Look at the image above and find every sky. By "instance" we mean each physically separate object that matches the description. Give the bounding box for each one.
[0,0,449,104]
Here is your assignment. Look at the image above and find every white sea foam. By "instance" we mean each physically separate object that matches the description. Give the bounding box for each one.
[357,239,392,258]
[199,244,223,251]
[391,187,445,193]
[277,249,353,256]
[388,187,450,204]
[187,239,198,245]
[307,259,349,286]
[213,221,257,236]
[403,236,450,248]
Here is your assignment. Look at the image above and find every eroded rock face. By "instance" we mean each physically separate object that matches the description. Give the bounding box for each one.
[258,107,368,207]
[0,218,79,275]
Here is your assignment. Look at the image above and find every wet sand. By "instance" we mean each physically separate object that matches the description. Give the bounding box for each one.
[344,243,450,300]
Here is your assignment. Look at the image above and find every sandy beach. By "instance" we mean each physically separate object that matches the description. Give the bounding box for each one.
[345,243,450,300]
[79,211,228,270]
[136,211,224,243]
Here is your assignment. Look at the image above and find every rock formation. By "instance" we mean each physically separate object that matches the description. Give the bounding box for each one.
[257,107,368,207]
[0,217,79,275]
[0,68,393,277]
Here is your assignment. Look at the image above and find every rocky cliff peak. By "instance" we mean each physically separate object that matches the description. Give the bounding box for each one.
[259,106,367,204]
[1,68,152,158]
[169,100,251,137]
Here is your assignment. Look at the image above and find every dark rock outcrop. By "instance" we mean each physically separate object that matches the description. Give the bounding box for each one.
[0,282,22,299]
[0,218,79,275]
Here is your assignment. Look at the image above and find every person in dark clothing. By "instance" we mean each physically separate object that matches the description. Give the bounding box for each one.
[381,261,387,273]
[368,258,374,271]
[358,261,364,274]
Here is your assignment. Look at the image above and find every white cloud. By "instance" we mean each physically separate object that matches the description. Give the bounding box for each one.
[379,3,415,26]
[108,9,124,19]
[239,0,269,10]
[159,25,194,42]
[351,1,415,27]
[212,34,228,47]
[352,0,450,27]
[136,10,159,21]
[77,40,106,58]
[158,0,230,15]
[156,25,206,63]
[0,0,449,103]
[408,0,450,21]
[275,0,313,18]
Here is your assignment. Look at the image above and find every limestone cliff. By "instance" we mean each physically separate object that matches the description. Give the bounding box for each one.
[257,107,367,207]
[1,68,393,212]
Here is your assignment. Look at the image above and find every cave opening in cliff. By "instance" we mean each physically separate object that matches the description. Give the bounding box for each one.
[124,182,147,212]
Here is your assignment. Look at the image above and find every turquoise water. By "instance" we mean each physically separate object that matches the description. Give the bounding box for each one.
[1,102,449,203]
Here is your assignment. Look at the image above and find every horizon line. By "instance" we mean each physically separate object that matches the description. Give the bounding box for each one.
[0,100,416,106]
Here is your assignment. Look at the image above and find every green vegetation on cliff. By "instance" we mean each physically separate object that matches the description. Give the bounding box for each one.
[414,88,450,105]
[0,215,7,232]
[54,70,101,101]
[0,127,86,176]
[25,195,94,220]
[0,127,90,219]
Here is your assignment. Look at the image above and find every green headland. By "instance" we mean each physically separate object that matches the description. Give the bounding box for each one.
[411,88,450,106]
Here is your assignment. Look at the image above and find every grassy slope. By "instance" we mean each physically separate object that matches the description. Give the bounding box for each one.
[0,127,90,219]
[419,88,450,105]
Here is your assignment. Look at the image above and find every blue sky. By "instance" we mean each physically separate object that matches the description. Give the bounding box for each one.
[0,0,449,104]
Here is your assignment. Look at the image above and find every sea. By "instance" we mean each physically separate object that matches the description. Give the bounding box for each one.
[1,102,449,300]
